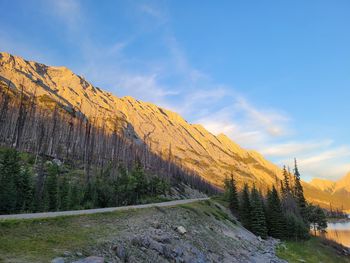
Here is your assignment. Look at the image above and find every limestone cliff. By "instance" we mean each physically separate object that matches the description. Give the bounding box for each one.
[0,52,349,210]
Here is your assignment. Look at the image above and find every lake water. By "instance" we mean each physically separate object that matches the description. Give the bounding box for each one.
[321,219,350,248]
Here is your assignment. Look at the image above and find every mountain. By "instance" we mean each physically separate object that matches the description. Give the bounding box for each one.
[336,173,350,192]
[310,178,336,193]
[0,52,349,210]
[310,173,350,211]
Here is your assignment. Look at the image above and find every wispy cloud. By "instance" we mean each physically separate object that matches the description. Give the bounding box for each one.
[3,0,349,182]
[260,140,333,157]
[46,0,82,31]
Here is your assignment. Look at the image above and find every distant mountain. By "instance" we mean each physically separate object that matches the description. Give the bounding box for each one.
[309,173,350,211]
[0,52,349,210]
[310,178,336,193]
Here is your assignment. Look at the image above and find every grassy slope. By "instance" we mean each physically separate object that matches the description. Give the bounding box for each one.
[1,199,349,263]
[0,210,135,262]
[277,237,350,263]
[0,200,234,263]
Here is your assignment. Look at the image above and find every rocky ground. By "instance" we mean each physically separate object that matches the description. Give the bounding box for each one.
[50,200,286,263]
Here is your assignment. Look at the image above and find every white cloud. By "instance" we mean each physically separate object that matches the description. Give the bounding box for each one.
[260,140,333,157]
[4,0,350,182]
[300,147,350,166]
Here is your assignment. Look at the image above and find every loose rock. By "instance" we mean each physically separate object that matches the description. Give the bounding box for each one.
[176,226,187,235]
[51,258,65,263]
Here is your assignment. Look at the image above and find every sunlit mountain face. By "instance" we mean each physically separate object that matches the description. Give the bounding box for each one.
[1,52,349,211]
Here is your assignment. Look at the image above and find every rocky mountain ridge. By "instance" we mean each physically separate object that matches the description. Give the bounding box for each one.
[0,52,349,210]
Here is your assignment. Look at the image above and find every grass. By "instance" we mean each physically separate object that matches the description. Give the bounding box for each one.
[179,199,237,224]
[276,237,350,263]
[0,200,213,263]
[0,210,138,263]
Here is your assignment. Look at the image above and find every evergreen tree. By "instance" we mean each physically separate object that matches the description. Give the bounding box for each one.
[83,180,97,209]
[285,212,309,240]
[239,184,251,229]
[95,176,114,208]
[282,166,290,196]
[266,186,285,239]
[69,182,81,210]
[224,174,239,214]
[250,186,268,239]
[293,159,307,222]
[132,161,147,203]
[17,166,33,212]
[46,164,59,211]
[0,148,19,213]
[309,205,327,236]
[58,176,69,211]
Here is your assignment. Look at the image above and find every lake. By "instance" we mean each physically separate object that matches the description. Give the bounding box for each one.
[321,219,350,248]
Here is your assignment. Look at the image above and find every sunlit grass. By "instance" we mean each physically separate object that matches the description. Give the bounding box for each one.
[276,237,350,263]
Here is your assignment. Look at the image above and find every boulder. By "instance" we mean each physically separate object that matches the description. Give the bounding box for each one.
[176,226,187,235]
[63,251,71,257]
[116,245,127,261]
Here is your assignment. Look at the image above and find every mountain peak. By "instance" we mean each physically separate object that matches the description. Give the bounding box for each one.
[1,52,349,210]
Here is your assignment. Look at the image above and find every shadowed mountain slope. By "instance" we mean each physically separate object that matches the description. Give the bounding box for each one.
[0,52,349,210]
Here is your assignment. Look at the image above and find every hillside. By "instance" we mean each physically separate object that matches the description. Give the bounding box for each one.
[0,199,286,263]
[0,52,349,210]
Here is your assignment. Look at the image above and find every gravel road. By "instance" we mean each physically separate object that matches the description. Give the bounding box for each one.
[0,198,209,220]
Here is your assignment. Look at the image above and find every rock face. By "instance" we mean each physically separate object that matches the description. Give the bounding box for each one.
[0,52,282,188]
[0,52,349,209]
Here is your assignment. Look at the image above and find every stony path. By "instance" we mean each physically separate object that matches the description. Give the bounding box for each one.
[0,198,209,220]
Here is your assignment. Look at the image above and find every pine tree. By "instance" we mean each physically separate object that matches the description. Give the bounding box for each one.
[132,161,146,203]
[239,184,251,229]
[69,182,81,210]
[266,186,285,239]
[17,166,33,212]
[83,180,97,209]
[224,174,239,214]
[293,159,307,222]
[0,148,19,213]
[282,166,290,196]
[58,176,69,211]
[46,164,59,211]
[250,186,268,239]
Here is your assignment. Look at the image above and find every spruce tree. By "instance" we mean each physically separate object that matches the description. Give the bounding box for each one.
[17,167,34,212]
[132,161,146,203]
[224,174,239,214]
[293,159,307,222]
[282,166,290,196]
[83,180,97,208]
[0,148,20,213]
[58,176,69,211]
[69,182,81,210]
[46,164,59,211]
[266,186,285,239]
[250,186,268,239]
[239,184,252,229]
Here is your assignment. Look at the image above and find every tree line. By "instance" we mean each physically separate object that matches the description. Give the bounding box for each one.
[0,80,219,214]
[0,147,172,214]
[224,159,327,240]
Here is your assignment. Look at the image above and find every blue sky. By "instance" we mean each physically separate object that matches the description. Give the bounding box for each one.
[1,0,350,181]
